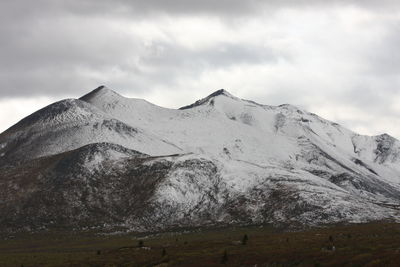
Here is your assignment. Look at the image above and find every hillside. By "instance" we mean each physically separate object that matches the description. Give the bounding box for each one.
[0,86,399,232]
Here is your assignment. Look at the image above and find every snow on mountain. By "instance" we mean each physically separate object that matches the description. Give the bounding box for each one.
[0,94,180,166]
[0,86,400,232]
[81,86,400,187]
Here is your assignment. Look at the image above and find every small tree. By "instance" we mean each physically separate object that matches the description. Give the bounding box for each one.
[162,248,167,257]
[242,234,248,245]
[329,235,333,243]
[138,240,144,247]
[221,250,228,264]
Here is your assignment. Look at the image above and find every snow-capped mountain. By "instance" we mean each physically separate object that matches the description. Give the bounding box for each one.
[0,86,399,232]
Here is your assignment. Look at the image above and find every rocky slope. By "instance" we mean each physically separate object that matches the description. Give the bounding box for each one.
[0,86,399,232]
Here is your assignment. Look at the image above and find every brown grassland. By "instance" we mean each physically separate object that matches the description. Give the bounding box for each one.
[1,222,400,266]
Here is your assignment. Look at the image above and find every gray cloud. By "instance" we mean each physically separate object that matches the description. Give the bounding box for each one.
[0,0,285,98]
[1,0,400,138]
[3,0,400,19]
[362,23,400,76]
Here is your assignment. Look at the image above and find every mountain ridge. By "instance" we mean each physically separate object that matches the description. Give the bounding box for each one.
[0,86,399,233]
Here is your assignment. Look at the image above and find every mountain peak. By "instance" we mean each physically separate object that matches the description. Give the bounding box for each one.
[208,89,234,98]
[79,85,121,102]
[376,133,397,143]
[378,133,392,138]
[96,85,107,90]
[179,89,237,110]
[90,85,113,94]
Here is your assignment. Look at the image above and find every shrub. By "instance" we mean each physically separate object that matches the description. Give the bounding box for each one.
[347,233,352,239]
[242,234,248,245]
[221,250,228,264]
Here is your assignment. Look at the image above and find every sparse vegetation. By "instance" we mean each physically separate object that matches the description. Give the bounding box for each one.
[242,234,248,245]
[347,233,352,239]
[0,222,400,266]
[221,250,228,264]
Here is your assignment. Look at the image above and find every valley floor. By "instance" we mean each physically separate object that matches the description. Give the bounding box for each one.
[1,223,400,266]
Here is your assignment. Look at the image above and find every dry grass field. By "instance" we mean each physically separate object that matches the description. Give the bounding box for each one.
[1,223,400,266]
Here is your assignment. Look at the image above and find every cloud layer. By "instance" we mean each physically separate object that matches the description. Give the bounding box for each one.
[1,1,400,137]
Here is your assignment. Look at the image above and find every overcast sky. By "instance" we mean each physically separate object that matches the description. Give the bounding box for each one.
[1,0,400,138]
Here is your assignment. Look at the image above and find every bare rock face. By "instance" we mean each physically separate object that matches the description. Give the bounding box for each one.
[1,87,400,233]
